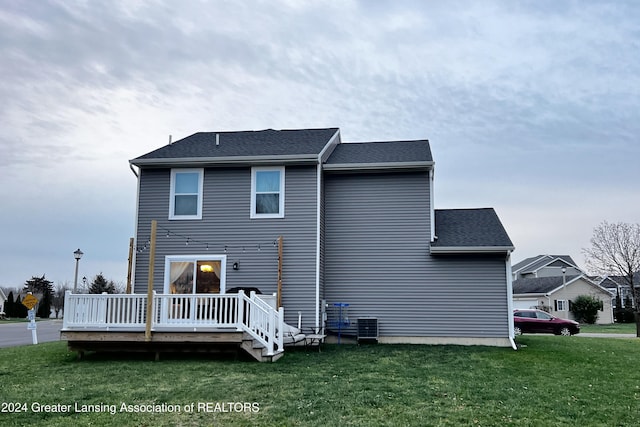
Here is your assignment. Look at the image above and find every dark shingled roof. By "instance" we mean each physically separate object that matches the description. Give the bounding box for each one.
[431,208,514,250]
[131,128,339,164]
[597,273,640,288]
[513,275,581,294]
[325,140,432,165]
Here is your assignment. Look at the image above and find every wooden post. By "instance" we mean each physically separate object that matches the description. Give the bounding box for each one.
[126,237,134,294]
[277,236,283,308]
[145,220,157,342]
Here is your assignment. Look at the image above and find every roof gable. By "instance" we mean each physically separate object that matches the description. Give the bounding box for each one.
[512,254,579,274]
[131,128,340,166]
[430,208,514,253]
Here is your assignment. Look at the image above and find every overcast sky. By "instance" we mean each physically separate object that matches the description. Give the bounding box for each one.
[1,0,638,289]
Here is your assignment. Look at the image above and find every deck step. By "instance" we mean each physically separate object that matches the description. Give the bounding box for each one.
[240,336,283,362]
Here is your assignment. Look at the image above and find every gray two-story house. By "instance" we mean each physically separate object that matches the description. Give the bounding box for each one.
[128,128,515,347]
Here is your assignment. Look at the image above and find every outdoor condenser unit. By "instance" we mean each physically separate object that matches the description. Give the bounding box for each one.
[357,317,378,342]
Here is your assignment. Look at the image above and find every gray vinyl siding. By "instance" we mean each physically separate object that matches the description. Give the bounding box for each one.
[134,165,318,326]
[324,171,509,338]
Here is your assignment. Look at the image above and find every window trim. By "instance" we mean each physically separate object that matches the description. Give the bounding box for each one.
[250,166,285,219]
[555,299,568,312]
[163,254,227,294]
[169,168,204,220]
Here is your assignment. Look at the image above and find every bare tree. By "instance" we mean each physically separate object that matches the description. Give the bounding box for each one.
[583,221,640,336]
[53,281,70,319]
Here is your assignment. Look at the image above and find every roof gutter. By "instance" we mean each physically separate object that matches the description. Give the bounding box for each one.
[513,292,549,298]
[129,154,319,167]
[430,245,515,254]
[323,161,434,171]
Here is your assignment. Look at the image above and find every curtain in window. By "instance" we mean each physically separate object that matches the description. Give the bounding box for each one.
[169,261,193,294]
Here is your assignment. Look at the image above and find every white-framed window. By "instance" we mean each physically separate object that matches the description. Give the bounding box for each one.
[169,169,204,220]
[251,166,285,218]
[556,300,568,311]
[164,255,227,294]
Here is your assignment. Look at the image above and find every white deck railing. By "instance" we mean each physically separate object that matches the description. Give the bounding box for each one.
[62,291,284,355]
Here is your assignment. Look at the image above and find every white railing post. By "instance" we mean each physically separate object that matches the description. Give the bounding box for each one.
[249,291,256,331]
[62,291,72,329]
[267,306,275,356]
[237,290,245,330]
[277,307,284,351]
[151,290,157,330]
[99,292,108,325]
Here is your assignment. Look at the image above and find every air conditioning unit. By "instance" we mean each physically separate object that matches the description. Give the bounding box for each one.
[357,317,378,343]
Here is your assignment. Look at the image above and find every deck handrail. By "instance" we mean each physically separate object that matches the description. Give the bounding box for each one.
[62,291,284,355]
[238,291,284,355]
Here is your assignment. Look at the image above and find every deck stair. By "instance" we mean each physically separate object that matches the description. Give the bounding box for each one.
[241,333,284,362]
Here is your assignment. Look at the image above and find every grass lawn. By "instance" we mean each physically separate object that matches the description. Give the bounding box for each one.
[580,323,636,334]
[1,337,639,426]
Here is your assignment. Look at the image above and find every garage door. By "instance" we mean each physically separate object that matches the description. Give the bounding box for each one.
[512,299,538,310]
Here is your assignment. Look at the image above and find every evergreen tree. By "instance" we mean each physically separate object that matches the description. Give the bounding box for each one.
[5,291,15,317]
[89,273,117,294]
[24,275,54,318]
[14,295,28,318]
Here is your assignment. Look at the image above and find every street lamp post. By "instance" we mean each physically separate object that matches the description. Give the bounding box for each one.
[73,248,84,293]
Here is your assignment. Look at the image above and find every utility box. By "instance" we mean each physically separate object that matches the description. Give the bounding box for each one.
[357,317,378,343]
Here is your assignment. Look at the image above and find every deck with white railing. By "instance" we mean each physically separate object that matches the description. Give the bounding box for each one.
[61,291,285,361]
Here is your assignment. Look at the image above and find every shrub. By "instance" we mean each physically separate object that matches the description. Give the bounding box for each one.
[570,295,601,324]
[615,307,636,323]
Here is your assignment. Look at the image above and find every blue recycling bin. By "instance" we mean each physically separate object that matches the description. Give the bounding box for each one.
[330,303,350,344]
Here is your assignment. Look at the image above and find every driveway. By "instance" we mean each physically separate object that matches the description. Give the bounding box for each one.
[0,319,63,348]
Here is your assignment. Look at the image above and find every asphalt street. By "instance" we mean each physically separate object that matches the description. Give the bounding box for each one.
[0,319,63,348]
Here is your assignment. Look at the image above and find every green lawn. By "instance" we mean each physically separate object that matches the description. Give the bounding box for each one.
[579,323,636,334]
[1,337,639,426]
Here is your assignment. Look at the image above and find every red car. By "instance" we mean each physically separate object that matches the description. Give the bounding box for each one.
[513,309,580,336]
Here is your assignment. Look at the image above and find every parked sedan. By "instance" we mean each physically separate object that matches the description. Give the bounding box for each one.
[513,309,580,336]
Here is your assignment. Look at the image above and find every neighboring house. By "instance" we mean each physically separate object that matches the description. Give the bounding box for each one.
[593,274,639,308]
[512,275,614,324]
[125,127,515,347]
[512,255,582,281]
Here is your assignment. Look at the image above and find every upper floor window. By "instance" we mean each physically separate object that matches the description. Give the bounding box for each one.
[251,166,285,218]
[169,169,203,220]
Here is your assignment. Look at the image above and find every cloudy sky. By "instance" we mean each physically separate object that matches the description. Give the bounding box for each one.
[1,0,638,289]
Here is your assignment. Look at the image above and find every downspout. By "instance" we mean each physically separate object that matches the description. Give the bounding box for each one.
[129,163,141,292]
[314,161,322,331]
[315,130,339,332]
[505,250,517,350]
[429,167,435,242]
[129,163,139,178]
